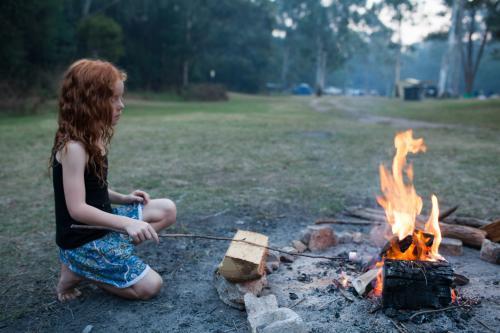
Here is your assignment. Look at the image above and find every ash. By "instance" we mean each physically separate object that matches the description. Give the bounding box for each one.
[266,240,500,333]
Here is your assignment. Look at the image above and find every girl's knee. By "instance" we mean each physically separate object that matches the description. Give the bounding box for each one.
[134,271,163,300]
[161,198,176,225]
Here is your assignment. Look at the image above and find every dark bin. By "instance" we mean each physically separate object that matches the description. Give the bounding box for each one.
[404,86,423,101]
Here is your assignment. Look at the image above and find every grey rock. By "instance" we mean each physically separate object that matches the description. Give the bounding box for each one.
[440,237,463,256]
[279,247,298,263]
[337,231,353,244]
[244,294,307,333]
[480,239,500,264]
[213,269,267,310]
[244,294,278,318]
[306,225,337,252]
[82,325,93,333]
[291,240,307,253]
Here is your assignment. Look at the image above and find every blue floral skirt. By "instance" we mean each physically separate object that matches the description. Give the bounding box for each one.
[59,203,150,288]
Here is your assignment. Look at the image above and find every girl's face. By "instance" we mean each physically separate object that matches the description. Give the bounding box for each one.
[111,80,125,126]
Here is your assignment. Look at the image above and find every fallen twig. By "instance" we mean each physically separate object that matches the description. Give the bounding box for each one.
[438,205,459,221]
[197,209,230,222]
[475,318,495,332]
[408,305,463,320]
[389,319,409,333]
[290,297,306,309]
[71,224,350,261]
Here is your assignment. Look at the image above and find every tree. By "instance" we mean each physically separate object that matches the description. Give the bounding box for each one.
[438,0,465,97]
[77,14,124,62]
[461,0,500,95]
[378,0,415,97]
[274,0,369,95]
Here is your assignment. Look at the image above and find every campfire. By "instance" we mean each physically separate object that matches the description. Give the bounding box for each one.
[371,130,454,309]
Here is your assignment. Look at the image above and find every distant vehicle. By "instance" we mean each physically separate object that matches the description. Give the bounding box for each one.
[345,88,364,96]
[292,83,313,95]
[424,85,437,98]
[324,86,343,96]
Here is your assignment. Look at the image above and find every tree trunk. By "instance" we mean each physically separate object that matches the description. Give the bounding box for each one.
[438,0,464,97]
[393,18,402,98]
[182,17,192,88]
[315,36,326,96]
[82,0,92,17]
[281,46,289,90]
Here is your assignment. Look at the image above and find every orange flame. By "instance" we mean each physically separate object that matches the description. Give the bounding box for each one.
[377,130,443,261]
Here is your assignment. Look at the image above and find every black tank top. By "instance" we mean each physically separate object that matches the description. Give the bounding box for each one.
[52,156,112,249]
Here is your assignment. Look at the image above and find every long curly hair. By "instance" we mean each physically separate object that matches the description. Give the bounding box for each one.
[50,59,126,183]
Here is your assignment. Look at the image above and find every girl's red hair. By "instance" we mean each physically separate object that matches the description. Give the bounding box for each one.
[50,59,126,182]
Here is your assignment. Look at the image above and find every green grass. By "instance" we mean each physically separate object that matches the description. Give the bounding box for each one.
[336,96,500,129]
[1,94,499,322]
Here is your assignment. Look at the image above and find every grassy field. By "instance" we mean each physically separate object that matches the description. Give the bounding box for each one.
[1,94,499,323]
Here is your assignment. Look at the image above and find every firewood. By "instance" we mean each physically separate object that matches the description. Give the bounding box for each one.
[438,205,459,221]
[219,230,269,282]
[415,221,486,248]
[444,216,490,228]
[480,219,500,242]
[438,222,486,248]
[382,259,453,309]
[352,268,379,296]
[345,208,386,222]
[453,273,469,286]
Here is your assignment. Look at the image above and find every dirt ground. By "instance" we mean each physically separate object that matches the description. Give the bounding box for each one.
[1,95,499,332]
[2,209,311,333]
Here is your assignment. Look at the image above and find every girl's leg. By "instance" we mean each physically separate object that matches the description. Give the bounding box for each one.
[95,268,163,300]
[142,198,176,232]
[57,263,83,302]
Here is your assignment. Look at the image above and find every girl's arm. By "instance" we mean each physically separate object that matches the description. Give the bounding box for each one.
[108,188,151,205]
[60,142,158,244]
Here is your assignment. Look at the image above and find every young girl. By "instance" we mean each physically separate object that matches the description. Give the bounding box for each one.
[50,59,176,302]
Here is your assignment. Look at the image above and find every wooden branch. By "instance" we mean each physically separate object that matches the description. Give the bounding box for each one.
[480,220,500,242]
[344,208,386,222]
[444,216,490,228]
[70,224,349,261]
[438,205,459,221]
[315,218,381,226]
[408,305,463,320]
[415,221,486,248]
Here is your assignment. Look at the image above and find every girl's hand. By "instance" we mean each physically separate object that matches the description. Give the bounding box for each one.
[124,189,150,205]
[124,220,159,244]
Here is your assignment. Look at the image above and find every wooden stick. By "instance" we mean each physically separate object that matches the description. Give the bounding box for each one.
[475,318,495,332]
[438,205,459,221]
[70,224,349,261]
[444,216,490,228]
[408,305,463,320]
[315,218,382,226]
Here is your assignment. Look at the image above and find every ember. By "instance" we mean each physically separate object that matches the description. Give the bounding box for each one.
[374,130,454,308]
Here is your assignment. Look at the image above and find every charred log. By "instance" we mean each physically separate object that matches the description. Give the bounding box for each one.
[382,259,453,309]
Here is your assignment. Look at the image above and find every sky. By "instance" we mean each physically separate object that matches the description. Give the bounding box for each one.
[374,0,451,45]
[274,0,452,45]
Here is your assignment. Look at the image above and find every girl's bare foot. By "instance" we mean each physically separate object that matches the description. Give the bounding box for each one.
[56,263,83,302]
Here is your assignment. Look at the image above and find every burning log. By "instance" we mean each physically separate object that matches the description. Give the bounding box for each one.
[412,220,486,248]
[219,230,268,282]
[382,259,454,309]
[480,219,500,242]
[379,231,434,258]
